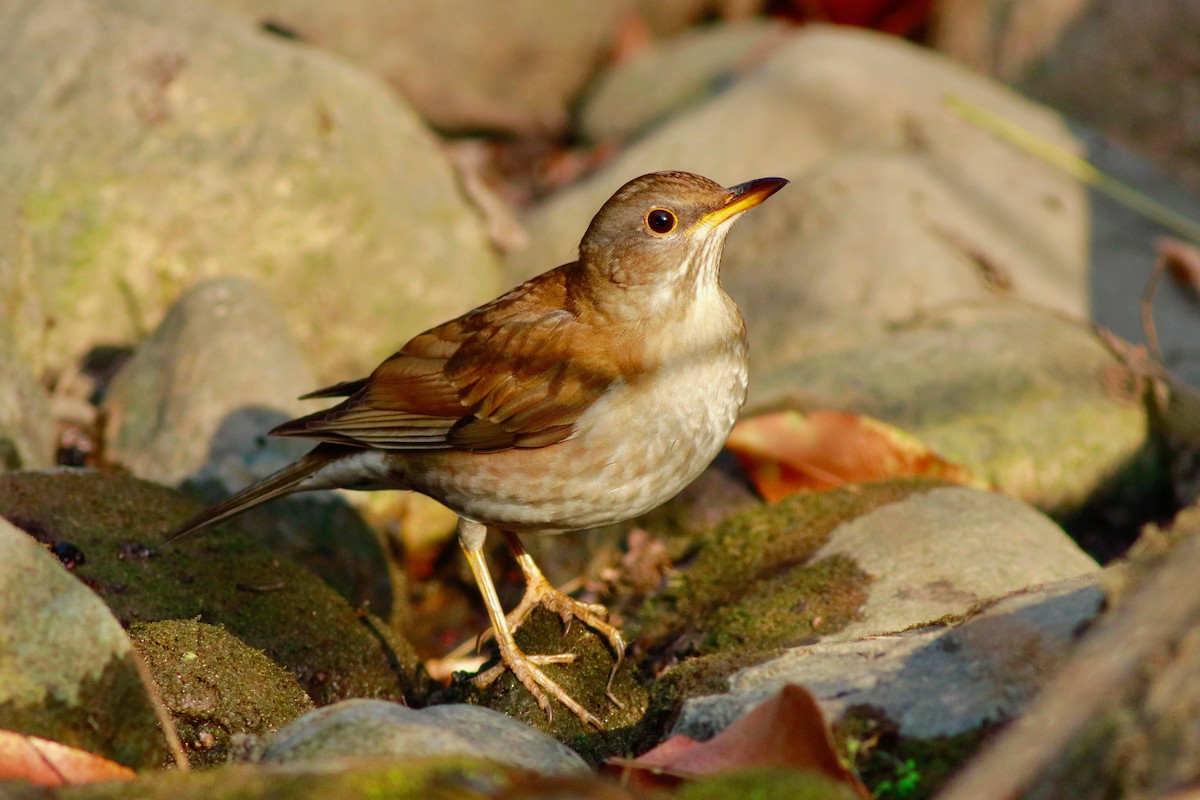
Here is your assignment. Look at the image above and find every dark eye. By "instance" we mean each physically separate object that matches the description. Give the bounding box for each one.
[645,208,677,235]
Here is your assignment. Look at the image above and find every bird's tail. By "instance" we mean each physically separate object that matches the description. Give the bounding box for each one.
[165,446,340,544]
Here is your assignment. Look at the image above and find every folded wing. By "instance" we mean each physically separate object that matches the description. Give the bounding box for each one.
[271,267,628,452]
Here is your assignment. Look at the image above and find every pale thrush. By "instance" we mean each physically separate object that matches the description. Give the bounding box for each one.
[169,170,787,728]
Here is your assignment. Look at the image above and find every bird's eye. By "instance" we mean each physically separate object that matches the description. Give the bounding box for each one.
[645,208,677,235]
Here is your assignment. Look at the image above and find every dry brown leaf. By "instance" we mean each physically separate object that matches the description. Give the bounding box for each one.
[611,683,871,798]
[0,730,136,785]
[726,410,987,502]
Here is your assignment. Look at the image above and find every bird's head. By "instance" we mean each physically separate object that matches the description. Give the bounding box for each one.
[577,171,788,298]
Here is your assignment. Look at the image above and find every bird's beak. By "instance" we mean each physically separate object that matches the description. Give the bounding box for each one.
[695,177,789,230]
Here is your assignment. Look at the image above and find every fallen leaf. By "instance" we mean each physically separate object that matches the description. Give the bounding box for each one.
[611,684,870,797]
[726,410,987,502]
[0,730,136,785]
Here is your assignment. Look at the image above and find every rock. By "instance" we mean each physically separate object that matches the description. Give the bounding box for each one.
[635,481,1094,655]
[634,480,932,660]
[938,507,1200,800]
[0,346,54,470]
[818,486,1098,641]
[0,469,425,708]
[103,276,315,487]
[93,278,403,619]
[0,0,502,384]
[262,699,590,777]
[208,0,630,136]
[673,573,1104,743]
[101,274,405,620]
[130,619,314,768]
[749,310,1162,529]
[632,480,1098,756]
[0,517,172,769]
[578,19,792,143]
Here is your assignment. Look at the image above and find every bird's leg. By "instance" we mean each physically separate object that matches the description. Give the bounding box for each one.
[458,520,603,729]
[497,529,626,708]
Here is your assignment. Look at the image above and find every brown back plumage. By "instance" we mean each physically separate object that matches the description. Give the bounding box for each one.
[270,264,641,452]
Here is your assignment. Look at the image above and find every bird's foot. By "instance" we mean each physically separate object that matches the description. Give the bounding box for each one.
[471,643,602,728]
[500,579,627,708]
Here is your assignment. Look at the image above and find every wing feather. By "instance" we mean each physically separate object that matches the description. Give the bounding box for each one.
[270,265,637,452]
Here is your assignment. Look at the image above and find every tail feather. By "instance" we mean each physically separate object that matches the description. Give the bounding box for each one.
[166,447,341,544]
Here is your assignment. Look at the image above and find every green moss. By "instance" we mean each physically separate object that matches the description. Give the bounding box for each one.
[0,469,426,708]
[633,479,943,652]
[705,555,869,653]
[130,620,314,768]
[674,767,861,800]
[835,705,1004,800]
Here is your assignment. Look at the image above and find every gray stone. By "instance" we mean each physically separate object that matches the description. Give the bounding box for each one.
[579,19,792,143]
[674,573,1104,741]
[103,277,314,487]
[262,699,590,777]
[749,311,1158,519]
[0,0,502,384]
[0,516,172,769]
[0,346,53,470]
[210,0,630,135]
[815,486,1098,642]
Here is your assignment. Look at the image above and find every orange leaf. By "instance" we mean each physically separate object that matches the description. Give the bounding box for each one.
[612,684,870,797]
[726,410,986,502]
[0,730,136,786]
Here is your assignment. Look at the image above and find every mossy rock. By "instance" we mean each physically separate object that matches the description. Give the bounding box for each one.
[0,518,172,770]
[622,480,952,742]
[0,469,426,707]
[440,605,650,764]
[130,619,315,768]
[632,479,942,654]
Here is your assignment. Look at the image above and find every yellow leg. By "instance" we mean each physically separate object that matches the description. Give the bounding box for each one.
[458,520,603,728]
[499,530,626,707]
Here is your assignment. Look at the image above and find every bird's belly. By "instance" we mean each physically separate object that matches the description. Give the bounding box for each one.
[402,356,748,532]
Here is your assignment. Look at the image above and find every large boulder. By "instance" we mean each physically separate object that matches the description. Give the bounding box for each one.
[208,0,631,135]
[0,0,502,384]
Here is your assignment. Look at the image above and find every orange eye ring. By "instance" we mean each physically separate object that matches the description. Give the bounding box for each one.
[645,208,677,235]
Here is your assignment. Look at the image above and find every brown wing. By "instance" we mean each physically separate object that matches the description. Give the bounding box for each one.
[271,266,630,452]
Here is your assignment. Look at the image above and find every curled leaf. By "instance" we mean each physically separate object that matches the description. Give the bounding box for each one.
[0,730,136,785]
[613,684,870,798]
[726,410,987,501]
